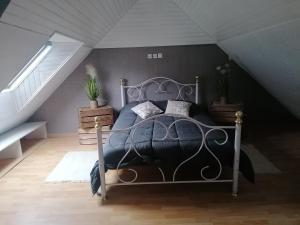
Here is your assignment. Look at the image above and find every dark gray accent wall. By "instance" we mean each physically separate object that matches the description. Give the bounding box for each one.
[0,0,10,17]
[32,45,294,133]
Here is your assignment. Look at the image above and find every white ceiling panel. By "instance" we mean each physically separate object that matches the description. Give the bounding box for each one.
[96,0,215,48]
[219,19,300,118]
[175,0,300,41]
[1,0,137,46]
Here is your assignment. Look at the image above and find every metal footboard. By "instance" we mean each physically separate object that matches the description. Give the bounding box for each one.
[95,111,243,200]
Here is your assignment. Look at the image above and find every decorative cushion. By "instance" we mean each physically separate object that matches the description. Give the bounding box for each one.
[131,101,163,119]
[165,100,191,117]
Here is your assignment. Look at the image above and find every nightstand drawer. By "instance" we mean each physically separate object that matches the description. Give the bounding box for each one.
[80,114,113,128]
[79,105,113,117]
[208,103,243,124]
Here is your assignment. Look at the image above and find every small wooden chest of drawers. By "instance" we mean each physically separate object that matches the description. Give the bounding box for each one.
[78,105,113,129]
[78,105,113,145]
[208,102,243,124]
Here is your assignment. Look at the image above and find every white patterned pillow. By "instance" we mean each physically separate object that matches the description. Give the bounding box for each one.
[131,101,163,119]
[165,100,191,117]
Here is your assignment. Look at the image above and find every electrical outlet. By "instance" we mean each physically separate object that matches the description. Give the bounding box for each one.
[157,53,163,58]
[147,54,152,59]
[153,53,158,59]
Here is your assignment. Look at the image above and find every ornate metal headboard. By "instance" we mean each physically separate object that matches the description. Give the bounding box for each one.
[120,76,200,107]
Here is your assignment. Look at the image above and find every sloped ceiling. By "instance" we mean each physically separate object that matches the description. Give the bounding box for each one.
[0,0,299,118]
[1,0,137,47]
[174,0,300,118]
[0,0,137,91]
[219,20,300,118]
[174,0,300,41]
[0,22,48,91]
[96,0,215,48]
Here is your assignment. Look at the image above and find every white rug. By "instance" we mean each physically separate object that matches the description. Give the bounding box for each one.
[46,145,281,183]
[242,144,281,174]
[45,151,97,182]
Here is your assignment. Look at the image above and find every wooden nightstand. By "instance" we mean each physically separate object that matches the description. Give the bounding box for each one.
[208,102,243,124]
[78,105,113,145]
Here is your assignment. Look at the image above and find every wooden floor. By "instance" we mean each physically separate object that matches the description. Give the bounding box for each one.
[0,125,299,225]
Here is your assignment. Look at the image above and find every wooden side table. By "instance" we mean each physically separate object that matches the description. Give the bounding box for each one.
[208,102,243,124]
[79,105,113,128]
[78,105,113,145]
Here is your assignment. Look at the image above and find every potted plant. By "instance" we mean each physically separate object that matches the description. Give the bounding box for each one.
[85,64,101,109]
[216,62,231,105]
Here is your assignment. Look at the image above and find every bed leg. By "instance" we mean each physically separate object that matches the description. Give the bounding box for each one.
[95,117,107,200]
[232,111,243,196]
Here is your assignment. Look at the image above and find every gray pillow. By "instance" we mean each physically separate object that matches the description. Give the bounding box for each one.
[131,101,163,119]
[165,100,191,117]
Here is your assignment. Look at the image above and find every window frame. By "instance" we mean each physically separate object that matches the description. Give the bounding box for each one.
[6,41,52,91]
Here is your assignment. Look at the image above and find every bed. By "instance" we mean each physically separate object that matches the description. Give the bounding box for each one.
[90,76,254,199]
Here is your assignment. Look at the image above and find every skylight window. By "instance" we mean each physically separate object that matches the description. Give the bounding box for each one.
[7,42,52,90]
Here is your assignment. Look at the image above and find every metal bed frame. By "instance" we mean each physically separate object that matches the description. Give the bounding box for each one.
[95,76,243,200]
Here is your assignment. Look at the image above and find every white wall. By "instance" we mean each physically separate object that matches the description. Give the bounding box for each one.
[0,45,91,134]
[0,91,17,122]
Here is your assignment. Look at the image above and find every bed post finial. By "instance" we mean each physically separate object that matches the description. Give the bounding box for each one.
[235,111,243,124]
[120,78,127,86]
[195,76,200,104]
[95,116,101,129]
